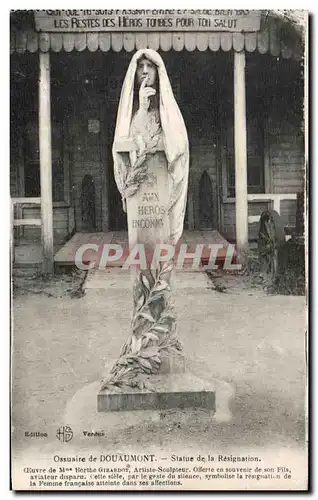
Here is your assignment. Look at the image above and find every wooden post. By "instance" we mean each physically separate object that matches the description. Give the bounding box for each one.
[17,132,25,239]
[10,200,15,266]
[100,111,109,232]
[273,196,280,214]
[39,51,54,274]
[234,51,248,259]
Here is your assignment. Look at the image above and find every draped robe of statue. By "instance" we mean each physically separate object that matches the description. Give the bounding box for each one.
[112,49,189,249]
[100,50,189,391]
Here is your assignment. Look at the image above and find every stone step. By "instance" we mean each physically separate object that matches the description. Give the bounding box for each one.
[83,268,212,291]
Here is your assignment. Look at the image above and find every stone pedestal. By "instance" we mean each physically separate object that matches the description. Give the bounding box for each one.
[98,349,218,414]
[98,373,216,413]
[67,373,233,444]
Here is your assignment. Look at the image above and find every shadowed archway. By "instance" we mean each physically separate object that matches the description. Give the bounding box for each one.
[199,170,213,229]
[81,174,96,232]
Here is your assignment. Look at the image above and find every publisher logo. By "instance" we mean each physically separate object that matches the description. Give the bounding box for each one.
[56,426,73,443]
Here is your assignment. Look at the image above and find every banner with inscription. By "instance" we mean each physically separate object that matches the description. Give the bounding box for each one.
[34,10,261,32]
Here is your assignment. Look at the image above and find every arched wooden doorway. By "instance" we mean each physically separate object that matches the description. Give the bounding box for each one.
[199,170,213,229]
[81,174,96,232]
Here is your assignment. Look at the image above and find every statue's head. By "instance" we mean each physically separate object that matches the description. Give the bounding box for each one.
[135,55,158,89]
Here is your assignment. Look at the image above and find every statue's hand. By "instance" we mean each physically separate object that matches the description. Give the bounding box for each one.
[122,198,127,212]
[139,77,156,112]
